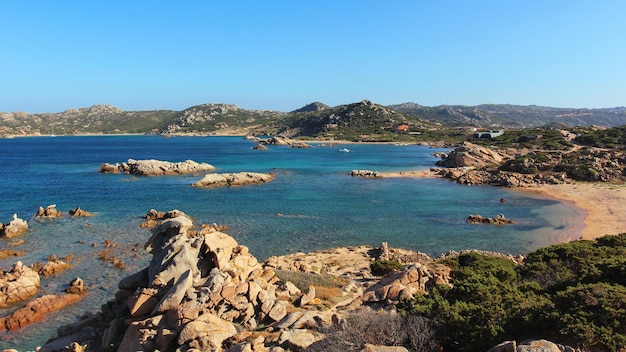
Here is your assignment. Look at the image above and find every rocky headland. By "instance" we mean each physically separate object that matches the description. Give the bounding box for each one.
[432,141,626,187]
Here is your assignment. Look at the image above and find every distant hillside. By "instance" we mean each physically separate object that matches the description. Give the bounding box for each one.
[2,100,625,137]
[277,100,440,141]
[160,103,286,136]
[389,102,626,128]
[0,105,178,135]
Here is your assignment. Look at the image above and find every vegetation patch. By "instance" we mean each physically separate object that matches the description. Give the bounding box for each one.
[370,259,405,276]
[399,233,626,351]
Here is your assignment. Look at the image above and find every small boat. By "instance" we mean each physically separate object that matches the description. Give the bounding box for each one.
[338,148,350,153]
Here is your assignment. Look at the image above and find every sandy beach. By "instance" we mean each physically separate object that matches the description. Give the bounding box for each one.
[525,183,626,240]
[379,170,626,241]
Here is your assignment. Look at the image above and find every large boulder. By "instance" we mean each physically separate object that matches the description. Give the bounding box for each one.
[0,214,28,238]
[436,142,509,168]
[191,172,275,187]
[0,261,40,308]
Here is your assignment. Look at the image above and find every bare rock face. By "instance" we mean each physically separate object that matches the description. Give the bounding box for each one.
[0,261,40,308]
[0,214,28,238]
[98,159,216,176]
[191,172,275,188]
[436,142,510,169]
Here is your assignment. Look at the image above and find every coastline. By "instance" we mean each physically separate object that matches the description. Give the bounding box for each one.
[522,183,626,240]
[378,170,626,241]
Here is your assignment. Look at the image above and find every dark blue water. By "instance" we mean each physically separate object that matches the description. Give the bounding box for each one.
[0,135,580,350]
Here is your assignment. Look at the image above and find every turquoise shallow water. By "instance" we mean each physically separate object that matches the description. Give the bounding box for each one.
[0,135,581,350]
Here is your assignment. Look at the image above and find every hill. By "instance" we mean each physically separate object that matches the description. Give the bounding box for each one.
[276,99,440,142]
[2,101,626,138]
[389,102,626,128]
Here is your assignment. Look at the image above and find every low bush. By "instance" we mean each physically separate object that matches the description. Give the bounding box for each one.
[370,259,405,276]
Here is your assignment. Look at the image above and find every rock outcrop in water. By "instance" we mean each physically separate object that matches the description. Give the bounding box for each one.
[40,211,450,352]
[0,261,40,308]
[350,169,382,178]
[98,159,216,176]
[466,214,515,225]
[191,172,275,187]
[34,204,63,218]
[0,214,28,238]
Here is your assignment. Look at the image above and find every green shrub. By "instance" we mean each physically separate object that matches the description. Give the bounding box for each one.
[370,259,405,276]
[400,234,626,351]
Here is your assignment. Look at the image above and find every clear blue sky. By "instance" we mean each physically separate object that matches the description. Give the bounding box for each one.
[2,1,624,113]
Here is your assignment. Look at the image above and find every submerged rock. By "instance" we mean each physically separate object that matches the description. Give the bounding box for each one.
[0,293,85,332]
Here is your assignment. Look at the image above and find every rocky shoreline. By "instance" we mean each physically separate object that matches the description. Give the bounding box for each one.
[0,209,569,351]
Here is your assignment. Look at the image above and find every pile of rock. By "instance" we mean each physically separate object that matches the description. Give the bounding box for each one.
[98,159,216,176]
[350,169,382,178]
[0,214,28,238]
[466,214,515,225]
[433,167,568,187]
[41,211,452,351]
[191,172,275,188]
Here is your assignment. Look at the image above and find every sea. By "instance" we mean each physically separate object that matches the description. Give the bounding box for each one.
[0,135,581,350]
